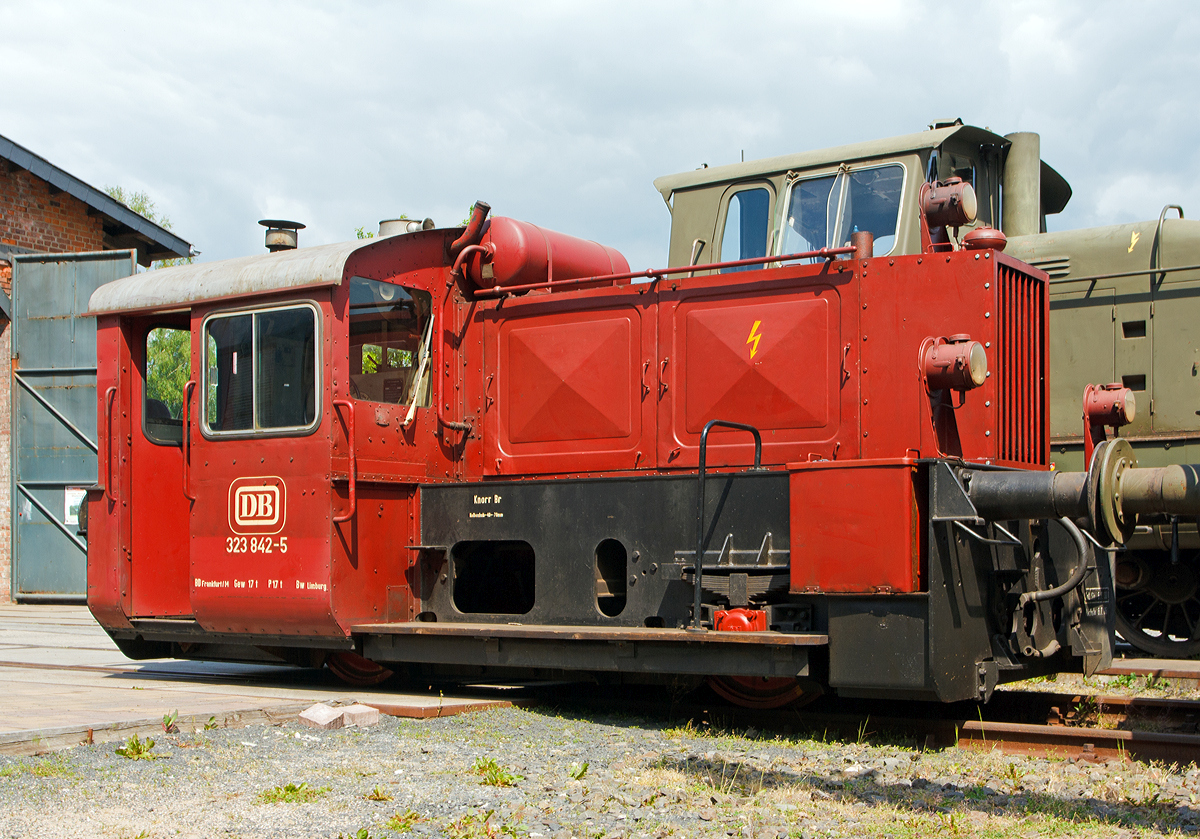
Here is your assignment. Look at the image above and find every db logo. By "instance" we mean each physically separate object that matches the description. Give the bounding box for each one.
[228,476,286,535]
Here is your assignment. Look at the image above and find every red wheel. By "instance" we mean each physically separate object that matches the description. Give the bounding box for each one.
[706,676,821,709]
[326,651,394,686]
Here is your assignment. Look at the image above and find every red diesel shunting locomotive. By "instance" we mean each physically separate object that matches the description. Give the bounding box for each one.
[84,200,1200,708]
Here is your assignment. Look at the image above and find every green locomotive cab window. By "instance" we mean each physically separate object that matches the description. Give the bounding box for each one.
[143,326,190,446]
[203,304,318,435]
[781,163,905,259]
[718,187,772,273]
[348,276,433,409]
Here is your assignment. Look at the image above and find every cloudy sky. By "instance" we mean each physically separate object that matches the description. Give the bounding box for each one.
[1,1,1196,269]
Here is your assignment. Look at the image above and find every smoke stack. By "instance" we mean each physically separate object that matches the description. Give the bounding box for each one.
[258,219,306,252]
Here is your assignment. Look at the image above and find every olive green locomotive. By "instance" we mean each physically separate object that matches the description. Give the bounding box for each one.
[653,120,1200,658]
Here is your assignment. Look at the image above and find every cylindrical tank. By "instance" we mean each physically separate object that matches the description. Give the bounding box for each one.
[467,217,630,289]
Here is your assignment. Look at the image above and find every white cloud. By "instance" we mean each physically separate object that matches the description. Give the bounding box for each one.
[1,1,1198,269]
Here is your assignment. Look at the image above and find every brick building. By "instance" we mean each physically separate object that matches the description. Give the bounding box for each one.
[0,132,192,602]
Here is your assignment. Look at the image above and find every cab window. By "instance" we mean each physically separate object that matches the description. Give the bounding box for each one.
[203,304,318,435]
[348,277,433,408]
[143,326,190,446]
[780,163,905,259]
[718,187,772,273]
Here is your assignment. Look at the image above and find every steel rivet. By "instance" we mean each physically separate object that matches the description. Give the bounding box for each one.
[985,401,991,407]
[985,282,990,289]
[985,312,991,318]
[986,431,991,436]
[863,431,868,437]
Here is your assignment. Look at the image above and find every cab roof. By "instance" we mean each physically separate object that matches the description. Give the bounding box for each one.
[652,123,1072,215]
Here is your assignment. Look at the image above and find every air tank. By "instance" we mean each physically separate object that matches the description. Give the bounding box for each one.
[466,217,630,290]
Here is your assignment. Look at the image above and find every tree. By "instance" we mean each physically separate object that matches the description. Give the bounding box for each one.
[145,327,190,419]
[104,186,193,267]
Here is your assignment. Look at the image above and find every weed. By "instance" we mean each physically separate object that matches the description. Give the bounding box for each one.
[568,761,589,780]
[0,754,75,779]
[204,716,218,731]
[385,809,424,831]
[471,757,523,787]
[115,734,166,760]
[256,782,331,804]
[856,715,872,744]
[1003,761,1027,789]
[162,709,179,734]
[336,830,374,839]
[443,809,523,838]
[1108,673,1138,690]
[365,784,393,801]
[1145,674,1169,691]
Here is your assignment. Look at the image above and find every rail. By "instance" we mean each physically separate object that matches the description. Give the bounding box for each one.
[472,246,857,300]
[691,419,763,631]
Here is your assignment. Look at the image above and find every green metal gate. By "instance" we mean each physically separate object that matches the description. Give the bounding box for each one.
[11,251,135,601]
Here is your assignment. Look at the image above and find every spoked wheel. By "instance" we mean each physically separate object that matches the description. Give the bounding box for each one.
[706,676,822,709]
[1114,550,1200,658]
[326,651,394,686]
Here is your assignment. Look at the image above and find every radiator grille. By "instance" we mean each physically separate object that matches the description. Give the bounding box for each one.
[996,263,1047,466]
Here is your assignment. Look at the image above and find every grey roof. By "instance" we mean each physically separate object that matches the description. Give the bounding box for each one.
[0,132,194,266]
[88,239,371,315]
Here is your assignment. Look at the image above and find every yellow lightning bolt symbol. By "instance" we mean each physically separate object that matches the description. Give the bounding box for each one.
[1129,230,1141,253]
[746,320,762,359]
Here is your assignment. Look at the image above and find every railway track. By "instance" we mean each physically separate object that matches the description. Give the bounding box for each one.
[554,684,1200,767]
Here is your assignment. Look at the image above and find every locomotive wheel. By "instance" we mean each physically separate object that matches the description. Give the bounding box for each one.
[326,651,394,686]
[706,676,821,709]
[1114,551,1200,658]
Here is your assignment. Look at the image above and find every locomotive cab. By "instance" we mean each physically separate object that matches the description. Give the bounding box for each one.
[87,230,452,667]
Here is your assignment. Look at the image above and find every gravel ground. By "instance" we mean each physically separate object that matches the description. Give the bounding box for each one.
[4,694,1200,839]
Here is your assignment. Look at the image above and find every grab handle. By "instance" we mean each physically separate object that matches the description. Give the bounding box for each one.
[333,399,356,523]
[103,386,116,503]
[182,380,196,501]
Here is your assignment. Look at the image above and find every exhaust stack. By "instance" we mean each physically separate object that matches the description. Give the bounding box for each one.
[259,219,305,253]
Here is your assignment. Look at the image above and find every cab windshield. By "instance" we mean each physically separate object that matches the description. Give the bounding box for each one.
[780,163,905,259]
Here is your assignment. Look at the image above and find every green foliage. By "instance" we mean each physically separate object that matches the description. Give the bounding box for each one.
[204,716,218,731]
[385,809,423,831]
[115,734,165,760]
[471,757,523,787]
[256,781,330,804]
[104,186,193,267]
[567,761,589,780]
[162,709,179,734]
[146,327,190,418]
[336,830,375,839]
[364,784,392,801]
[355,226,375,240]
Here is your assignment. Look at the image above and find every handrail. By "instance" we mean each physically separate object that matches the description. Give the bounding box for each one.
[691,419,764,630]
[1154,204,1185,292]
[473,246,857,300]
[182,380,196,501]
[436,277,472,436]
[103,386,116,503]
[333,399,356,523]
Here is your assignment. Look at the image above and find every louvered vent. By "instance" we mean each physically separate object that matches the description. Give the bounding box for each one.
[996,262,1048,466]
[1026,255,1070,279]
